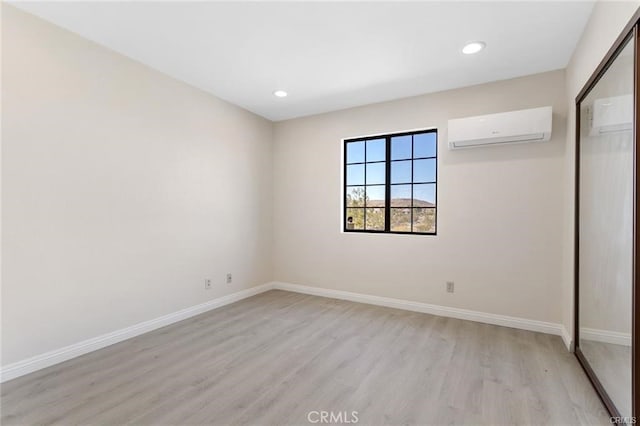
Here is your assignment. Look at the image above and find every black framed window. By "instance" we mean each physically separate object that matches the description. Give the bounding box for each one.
[344,129,437,235]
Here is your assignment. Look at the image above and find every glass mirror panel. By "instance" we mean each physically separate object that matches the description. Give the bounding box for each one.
[578,36,634,419]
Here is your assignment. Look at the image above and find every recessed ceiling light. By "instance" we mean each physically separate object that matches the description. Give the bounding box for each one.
[273,90,288,98]
[462,41,486,55]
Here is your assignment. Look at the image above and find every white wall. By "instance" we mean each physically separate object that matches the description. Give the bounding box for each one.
[562,0,640,346]
[273,70,567,324]
[6,0,638,369]
[1,5,273,365]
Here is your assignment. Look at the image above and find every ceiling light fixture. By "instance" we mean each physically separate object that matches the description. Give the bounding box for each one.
[273,90,288,98]
[462,41,486,55]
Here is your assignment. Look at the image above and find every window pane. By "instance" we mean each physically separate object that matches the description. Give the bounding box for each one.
[365,208,385,230]
[413,184,436,207]
[391,208,411,232]
[391,184,411,207]
[346,208,364,230]
[391,160,411,184]
[346,164,364,185]
[346,141,365,164]
[413,208,436,233]
[366,138,386,162]
[346,186,365,207]
[366,185,385,207]
[345,130,437,235]
[413,158,436,183]
[414,132,437,158]
[391,135,412,160]
[366,162,386,185]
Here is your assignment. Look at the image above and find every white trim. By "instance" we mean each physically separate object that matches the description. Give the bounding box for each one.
[273,282,566,340]
[580,327,631,347]
[0,283,275,383]
[2,281,574,382]
[561,326,573,351]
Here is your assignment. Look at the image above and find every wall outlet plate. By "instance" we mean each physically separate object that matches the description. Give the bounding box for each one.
[205,279,212,289]
[226,273,232,284]
[446,281,454,293]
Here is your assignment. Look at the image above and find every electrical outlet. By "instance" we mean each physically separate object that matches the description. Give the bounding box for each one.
[226,273,232,284]
[205,279,212,290]
[446,281,454,293]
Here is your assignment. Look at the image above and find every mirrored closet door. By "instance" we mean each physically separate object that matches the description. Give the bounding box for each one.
[575,20,638,421]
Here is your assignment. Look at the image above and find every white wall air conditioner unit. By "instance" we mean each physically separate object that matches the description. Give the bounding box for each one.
[447,106,552,150]
[589,94,632,136]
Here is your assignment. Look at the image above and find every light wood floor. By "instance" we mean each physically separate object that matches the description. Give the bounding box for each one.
[581,339,631,418]
[2,290,608,425]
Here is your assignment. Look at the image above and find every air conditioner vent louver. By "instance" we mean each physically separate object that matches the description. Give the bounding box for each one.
[589,95,632,136]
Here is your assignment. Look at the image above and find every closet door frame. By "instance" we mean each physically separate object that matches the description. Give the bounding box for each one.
[574,10,640,421]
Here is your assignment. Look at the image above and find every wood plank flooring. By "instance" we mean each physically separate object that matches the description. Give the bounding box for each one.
[1,290,609,425]
[580,339,631,418]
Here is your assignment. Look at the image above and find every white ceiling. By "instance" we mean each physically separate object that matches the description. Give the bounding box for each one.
[11,1,594,121]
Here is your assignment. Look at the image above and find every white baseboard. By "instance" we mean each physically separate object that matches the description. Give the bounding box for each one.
[0,283,275,383]
[580,327,631,347]
[2,280,573,383]
[561,326,573,352]
[272,281,567,342]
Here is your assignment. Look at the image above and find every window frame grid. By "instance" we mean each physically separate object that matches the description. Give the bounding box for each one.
[343,129,438,235]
